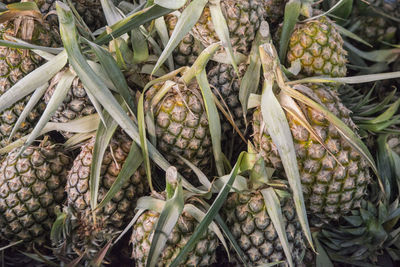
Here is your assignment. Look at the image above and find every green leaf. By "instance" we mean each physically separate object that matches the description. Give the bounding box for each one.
[152,0,207,74]
[209,0,238,73]
[90,108,119,213]
[100,0,125,25]
[170,152,244,267]
[8,83,48,141]
[155,0,186,9]
[239,21,269,118]
[279,0,301,62]
[261,188,294,267]
[259,45,313,250]
[147,168,184,267]
[314,232,334,267]
[344,42,400,63]
[196,69,225,176]
[96,5,172,45]
[83,38,136,113]
[0,50,67,113]
[131,27,149,63]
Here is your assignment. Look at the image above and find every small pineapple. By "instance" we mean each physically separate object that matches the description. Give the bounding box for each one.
[263,0,288,25]
[164,13,202,68]
[130,169,218,267]
[0,4,58,147]
[144,76,212,179]
[223,190,306,266]
[287,16,347,77]
[0,139,70,246]
[60,130,148,261]
[43,68,96,138]
[39,0,106,31]
[252,84,371,223]
[191,0,266,54]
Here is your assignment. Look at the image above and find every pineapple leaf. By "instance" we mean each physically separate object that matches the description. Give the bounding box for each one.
[335,23,372,48]
[259,44,313,250]
[90,105,119,213]
[176,154,212,190]
[184,204,229,259]
[154,16,174,71]
[100,0,125,25]
[18,69,74,155]
[154,0,186,9]
[279,0,301,62]
[114,208,147,245]
[0,50,67,113]
[196,69,225,176]
[152,0,207,75]
[131,27,150,64]
[147,168,184,267]
[344,42,400,63]
[170,152,244,267]
[8,83,48,142]
[83,38,137,114]
[64,132,95,148]
[91,240,113,267]
[0,37,62,56]
[239,21,269,119]
[209,0,238,73]
[261,188,294,267]
[96,4,172,45]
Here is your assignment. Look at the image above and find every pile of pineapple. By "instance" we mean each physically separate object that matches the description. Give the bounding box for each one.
[0,0,400,266]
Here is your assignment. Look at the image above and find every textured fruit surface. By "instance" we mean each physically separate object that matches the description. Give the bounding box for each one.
[43,69,96,137]
[207,62,247,136]
[145,78,212,178]
[0,141,70,246]
[0,16,56,147]
[287,16,347,77]
[164,14,202,68]
[353,16,397,47]
[131,209,218,266]
[263,0,288,25]
[252,84,371,222]
[192,0,266,54]
[223,191,306,266]
[65,130,148,258]
[39,0,106,31]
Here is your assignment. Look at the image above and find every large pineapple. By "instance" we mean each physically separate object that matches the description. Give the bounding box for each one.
[223,190,306,266]
[191,0,266,54]
[0,139,70,246]
[0,5,58,147]
[61,130,148,260]
[287,16,347,77]
[252,84,371,222]
[144,76,212,178]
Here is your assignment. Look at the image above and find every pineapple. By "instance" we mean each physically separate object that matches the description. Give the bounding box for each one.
[287,16,347,77]
[207,62,247,136]
[0,139,70,246]
[252,84,371,222]
[0,4,58,147]
[352,16,397,48]
[38,0,106,31]
[191,0,266,54]
[263,0,288,25]
[43,68,96,138]
[164,13,202,68]
[130,172,218,267]
[59,130,148,261]
[223,190,306,266]
[144,76,212,179]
